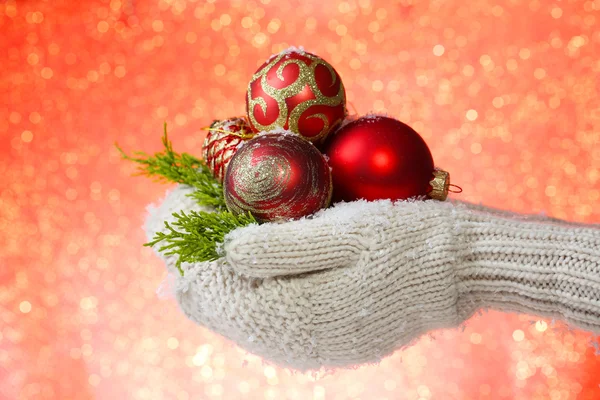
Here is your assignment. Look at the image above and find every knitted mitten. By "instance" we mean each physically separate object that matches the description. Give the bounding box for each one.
[146,184,600,370]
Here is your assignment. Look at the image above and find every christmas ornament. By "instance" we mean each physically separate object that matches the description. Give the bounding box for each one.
[202,117,254,183]
[323,115,451,202]
[246,47,347,144]
[224,132,332,223]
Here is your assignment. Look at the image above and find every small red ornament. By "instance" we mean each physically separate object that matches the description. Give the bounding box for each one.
[202,117,254,183]
[323,116,445,203]
[224,132,332,222]
[246,48,347,145]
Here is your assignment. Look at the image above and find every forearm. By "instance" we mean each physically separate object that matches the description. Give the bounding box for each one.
[454,203,600,332]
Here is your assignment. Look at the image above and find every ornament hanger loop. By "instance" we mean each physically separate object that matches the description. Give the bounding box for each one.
[347,101,359,116]
[448,184,463,194]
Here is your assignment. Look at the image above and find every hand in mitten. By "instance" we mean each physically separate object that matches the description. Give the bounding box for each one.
[146,184,600,370]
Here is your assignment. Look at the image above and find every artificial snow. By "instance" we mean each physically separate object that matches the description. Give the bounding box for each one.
[266,45,307,63]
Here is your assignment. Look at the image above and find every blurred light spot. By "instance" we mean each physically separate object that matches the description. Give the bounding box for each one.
[267,18,281,33]
[384,379,396,391]
[9,112,22,124]
[570,36,585,48]
[114,66,126,78]
[175,114,187,126]
[470,332,482,344]
[372,80,384,92]
[186,32,197,44]
[200,365,213,378]
[110,0,122,11]
[79,297,97,310]
[463,65,474,76]
[88,374,101,386]
[156,106,169,119]
[417,385,431,397]
[336,24,348,36]
[264,366,276,379]
[535,320,548,332]
[21,130,33,143]
[466,109,478,121]
[349,58,361,70]
[513,329,525,342]
[314,385,325,400]
[214,64,226,76]
[41,67,53,79]
[20,301,32,313]
[29,112,41,124]
[66,188,78,200]
[338,2,351,13]
[27,53,39,65]
[534,68,546,79]
[253,33,267,47]
[97,21,109,33]
[519,48,531,59]
[479,54,492,66]
[152,20,164,32]
[239,381,250,393]
[551,7,563,18]
[241,16,253,28]
[220,14,231,26]
[167,337,179,349]
[493,97,504,108]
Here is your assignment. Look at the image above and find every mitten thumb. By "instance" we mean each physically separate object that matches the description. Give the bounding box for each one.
[223,202,376,278]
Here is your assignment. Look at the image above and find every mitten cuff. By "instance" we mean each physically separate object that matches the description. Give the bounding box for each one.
[453,202,600,333]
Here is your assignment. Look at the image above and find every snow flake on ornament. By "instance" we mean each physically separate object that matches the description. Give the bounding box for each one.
[265,45,306,63]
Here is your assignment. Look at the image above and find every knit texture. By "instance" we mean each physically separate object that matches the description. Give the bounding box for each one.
[146,184,600,370]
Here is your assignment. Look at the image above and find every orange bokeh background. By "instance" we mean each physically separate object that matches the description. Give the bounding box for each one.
[1,0,599,399]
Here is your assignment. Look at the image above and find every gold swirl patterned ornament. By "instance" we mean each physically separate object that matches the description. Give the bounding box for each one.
[223,132,332,223]
[246,48,347,145]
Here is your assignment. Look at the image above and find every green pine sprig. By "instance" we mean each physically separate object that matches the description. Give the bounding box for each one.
[145,209,257,275]
[116,123,226,210]
[119,123,258,275]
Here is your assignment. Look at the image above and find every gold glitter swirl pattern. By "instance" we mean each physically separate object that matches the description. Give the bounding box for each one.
[246,50,346,142]
[224,133,332,222]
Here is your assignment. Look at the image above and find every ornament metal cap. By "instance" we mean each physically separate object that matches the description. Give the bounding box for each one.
[428,169,450,201]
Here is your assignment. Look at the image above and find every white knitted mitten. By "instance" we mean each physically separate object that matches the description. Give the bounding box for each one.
[146,184,600,370]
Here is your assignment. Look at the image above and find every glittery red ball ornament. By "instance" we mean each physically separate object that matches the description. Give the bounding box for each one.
[224,132,332,223]
[246,48,347,145]
[202,117,254,183]
[323,116,436,203]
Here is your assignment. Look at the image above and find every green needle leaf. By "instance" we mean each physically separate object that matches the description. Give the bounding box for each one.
[145,210,257,275]
[116,123,226,210]
[119,123,257,275]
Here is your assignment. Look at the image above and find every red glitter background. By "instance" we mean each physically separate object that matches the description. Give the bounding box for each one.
[1,0,599,399]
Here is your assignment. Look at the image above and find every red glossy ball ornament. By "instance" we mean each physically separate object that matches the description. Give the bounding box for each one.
[224,132,332,223]
[246,48,347,145]
[323,116,436,203]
